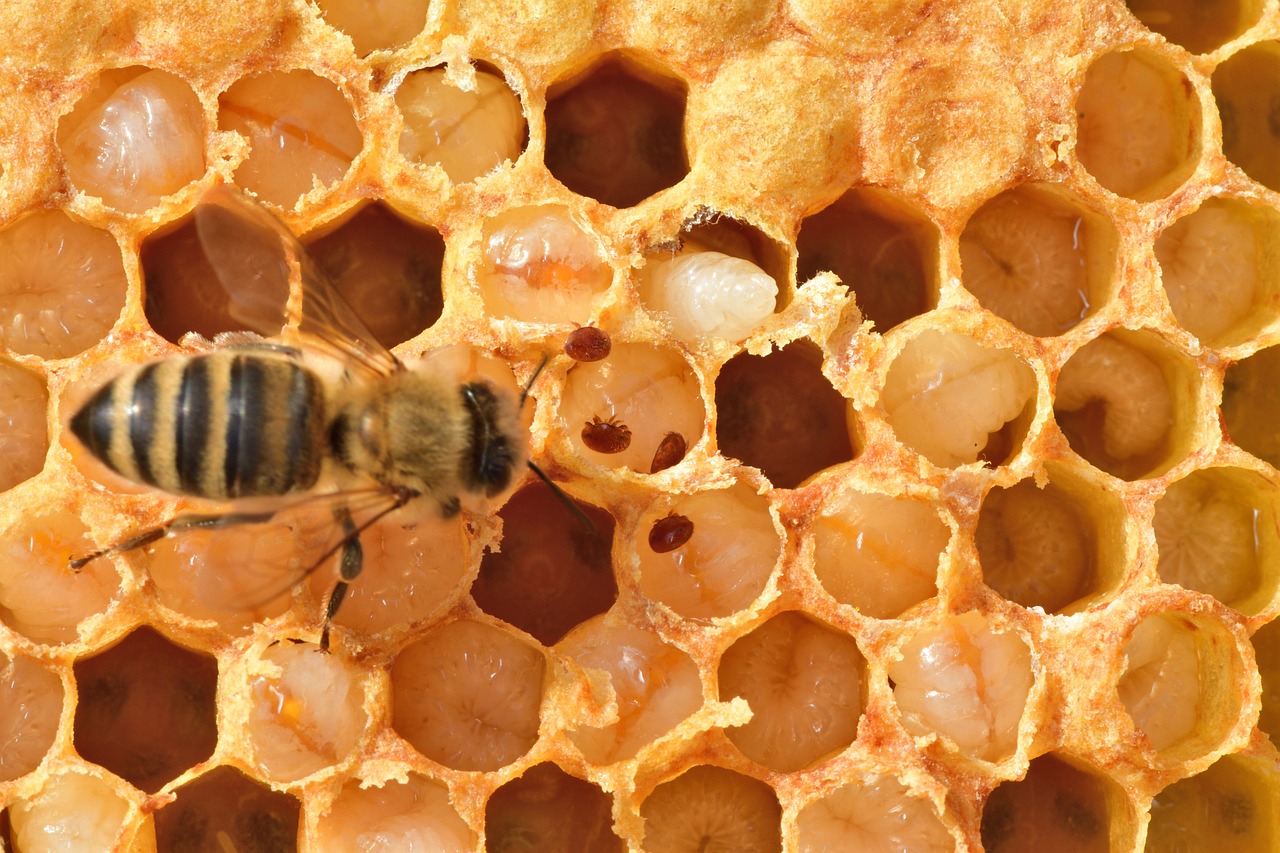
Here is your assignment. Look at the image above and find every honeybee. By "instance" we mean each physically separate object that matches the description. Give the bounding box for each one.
[69,185,538,647]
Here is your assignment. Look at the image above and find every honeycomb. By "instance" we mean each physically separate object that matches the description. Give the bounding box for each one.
[2,0,1280,849]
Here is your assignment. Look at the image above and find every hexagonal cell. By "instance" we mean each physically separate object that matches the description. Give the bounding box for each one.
[718,612,864,772]
[141,210,287,344]
[1155,467,1276,612]
[715,342,856,488]
[638,213,784,343]
[561,618,702,764]
[396,65,527,183]
[314,0,429,54]
[1155,197,1280,347]
[640,765,782,853]
[219,70,362,208]
[981,753,1125,852]
[246,641,366,782]
[1251,617,1280,742]
[0,506,120,644]
[154,766,301,851]
[796,188,937,332]
[392,620,545,771]
[8,770,134,851]
[56,66,205,213]
[0,209,127,358]
[889,611,1033,762]
[485,763,624,852]
[315,773,475,852]
[1146,756,1275,851]
[1223,345,1280,468]
[561,343,705,473]
[636,483,779,620]
[1213,42,1280,193]
[305,203,445,348]
[1,651,63,783]
[1075,49,1200,201]
[545,55,689,208]
[476,204,612,323]
[0,361,48,492]
[977,469,1125,614]
[959,184,1117,337]
[473,480,617,645]
[1118,612,1242,757]
[73,627,217,793]
[812,489,947,619]
[881,329,1036,469]
[1126,0,1260,55]
[1055,331,1190,481]
[797,775,954,852]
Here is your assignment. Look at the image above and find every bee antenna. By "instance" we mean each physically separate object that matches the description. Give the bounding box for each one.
[526,460,596,533]
[520,355,550,408]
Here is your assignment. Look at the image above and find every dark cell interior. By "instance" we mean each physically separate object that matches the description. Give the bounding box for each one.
[1126,0,1250,56]
[1222,345,1280,469]
[1146,758,1271,852]
[1212,44,1280,194]
[485,763,625,852]
[154,766,301,853]
[545,59,688,208]
[980,754,1112,853]
[715,342,855,488]
[472,481,617,645]
[72,626,218,793]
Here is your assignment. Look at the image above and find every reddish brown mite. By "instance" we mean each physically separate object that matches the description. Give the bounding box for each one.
[564,326,611,362]
[649,514,694,553]
[649,431,687,473]
[581,415,632,453]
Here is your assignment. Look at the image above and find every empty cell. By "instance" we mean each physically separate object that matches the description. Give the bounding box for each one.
[0,362,48,492]
[8,771,133,852]
[476,205,612,323]
[473,481,616,645]
[57,67,205,213]
[960,185,1110,337]
[796,190,934,332]
[0,507,119,644]
[980,754,1116,853]
[813,490,946,619]
[881,330,1036,468]
[315,0,429,54]
[797,775,954,853]
[561,343,705,473]
[0,210,127,358]
[636,484,779,620]
[718,612,864,772]
[154,766,301,852]
[1146,757,1274,852]
[1251,618,1280,742]
[0,651,63,783]
[889,612,1033,762]
[315,774,475,853]
[1126,0,1259,55]
[392,620,545,771]
[1213,43,1280,193]
[1154,467,1270,608]
[1222,345,1280,469]
[1117,613,1203,752]
[640,765,782,853]
[485,763,624,852]
[561,619,702,764]
[247,642,367,781]
[715,342,855,488]
[73,627,217,793]
[1155,198,1272,345]
[306,204,445,348]
[1055,333,1178,480]
[396,66,527,183]
[545,58,689,208]
[977,479,1097,613]
[219,70,362,208]
[1076,50,1199,201]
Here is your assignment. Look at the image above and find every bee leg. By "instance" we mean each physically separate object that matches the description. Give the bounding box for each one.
[320,507,364,652]
[68,510,278,571]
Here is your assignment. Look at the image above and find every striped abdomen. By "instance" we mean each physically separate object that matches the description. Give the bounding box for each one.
[71,352,327,499]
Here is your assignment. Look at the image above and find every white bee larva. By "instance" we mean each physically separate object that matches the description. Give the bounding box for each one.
[643,250,777,342]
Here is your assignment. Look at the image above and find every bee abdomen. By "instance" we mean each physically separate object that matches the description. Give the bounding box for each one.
[71,353,326,500]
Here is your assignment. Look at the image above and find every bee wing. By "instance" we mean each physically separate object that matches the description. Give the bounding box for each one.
[194,184,400,377]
